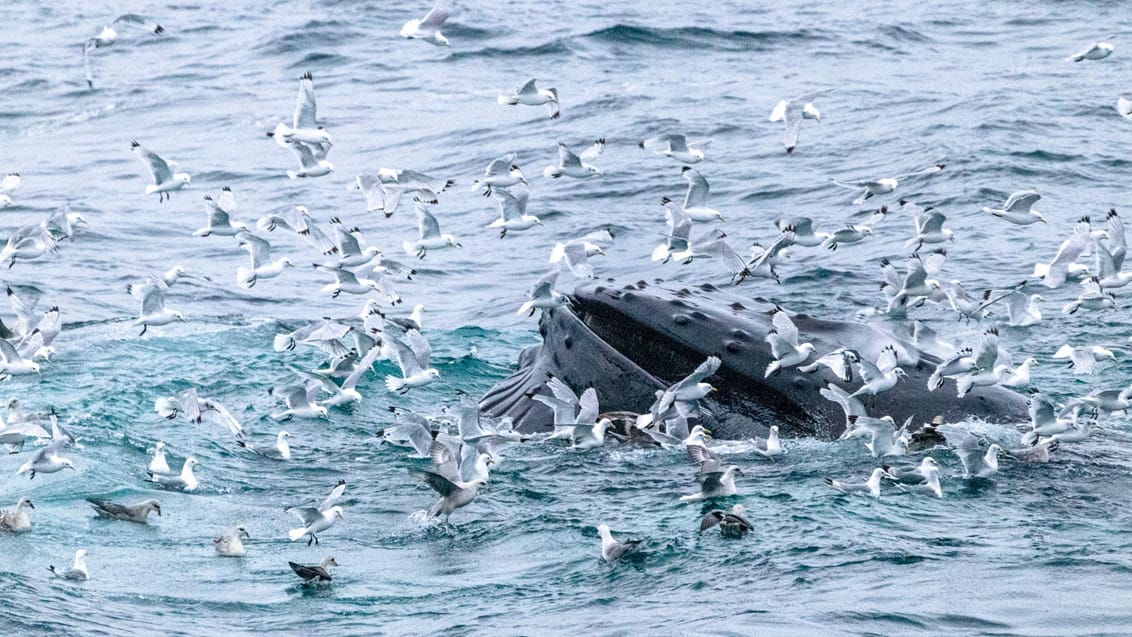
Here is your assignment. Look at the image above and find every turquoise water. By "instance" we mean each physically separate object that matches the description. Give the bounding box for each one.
[3,1,1132,634]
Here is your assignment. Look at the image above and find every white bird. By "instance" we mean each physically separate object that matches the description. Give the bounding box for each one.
[214,525,251,557]
[906,206,954,251]
[290,557,338,584]
[237,430,295,460]
[488,188,541,238]
[403,199,460,258]
[639,133,710,164]
[0,173,20,208]
[752,425,784,458]
[1003,357,1038,387]
[283,138,334,179]
[976,289,1043,327]
[825,467,888,497]
[677,167,724,222]
[831,164,944,205]
[270,382,328,420]
[235,232,294,288]
[148,441,171,475]
[680,444,743,501]
[130,141,190,202]
[544,139,604,178]
[819,225,873,251]
[287,505,345,545]
[852,345,907,397]
[353,169,454,217]
[774,217,832,248]
[650,357,721,434]
[955,328,1008,398]
[267,72,333,147]
[42,203,87,241]
[194,189,248,237]
[881,252,945,314]
[1062,277,1117,314]
[517,270,570,316]
[799,348,859,383]
[596,524,643,562]
[16,440,73,479]
[48,549,88,581]
[1053,343,1115,375]
[982,191,1045,225]
[471,154,527,197]
[313,262,401,304]
[549,231,610,279]
[0,224,59,269]
[0,497,33,532]
[383,328,439,393]
[769,91,826,153]
[400,0,453,46]
[127,277,185,336]
[82,14,164,88]
[894,460,943,497]
[498,78,560,119]
[148,457,200,491]
[764,307,816,377]
[0,339,39,377]
[948,433,1003,479]
[1037,217,1093,288]
[1067,37,1114,62]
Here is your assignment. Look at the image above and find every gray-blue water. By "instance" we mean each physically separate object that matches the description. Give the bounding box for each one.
[3,1,1132,634]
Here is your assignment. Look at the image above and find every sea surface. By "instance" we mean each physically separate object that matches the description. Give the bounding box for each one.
[3,1,1132,635]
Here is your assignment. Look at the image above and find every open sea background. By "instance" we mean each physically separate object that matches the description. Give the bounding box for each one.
[3,1,1132,635]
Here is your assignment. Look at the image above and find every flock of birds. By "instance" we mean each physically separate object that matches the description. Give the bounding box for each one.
[0,7,1128,592]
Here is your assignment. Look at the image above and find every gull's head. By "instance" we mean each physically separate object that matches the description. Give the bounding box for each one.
[323,556,339,568]
[893,368,908,380]
[596,523,612,539]
[803,103,821,122]
[283,258,296,269]
[427,368,441,381]
[801,343,817,354]
[510,165,528,184]
[433,33,450,46]
[177,174,192,186]
[330,506,345,521]
[731,504,745,516]
[320,160,335,172]
[445,235,461,248]
[155,441,166,451]
[75,548,88,559]
[729,466,745,477]
[17,497,33,509]
[922,457,939,471]
[770,425,779,434]
[987,444,1003,457]
[186,457,201,467]
[279,431,294,440]
[236,525,250,539]
[175,312,187,323]
[7,397,17,410]
[586,165,601,175]
[62,458,76,471]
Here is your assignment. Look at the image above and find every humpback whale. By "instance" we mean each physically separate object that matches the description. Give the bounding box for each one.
[481,279,1029,439]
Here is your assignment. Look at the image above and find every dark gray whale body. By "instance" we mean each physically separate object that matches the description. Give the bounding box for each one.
[481,279,1029,440]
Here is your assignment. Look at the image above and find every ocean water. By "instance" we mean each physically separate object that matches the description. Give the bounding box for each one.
[3,1,1132,634]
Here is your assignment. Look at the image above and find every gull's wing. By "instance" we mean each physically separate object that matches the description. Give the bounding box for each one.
[973,327,1000,370]
[415,469,460,497]
[556,143,582,168]
[204,196,232,228]
[901,255,928,290]
[114,14,164,34]
[692,234,749,280]
[419,0,453,29]
[856,356,884,385]
[682,168,710,209]
[484,153,516,177]
[875,344,899,374]
[495,189,523,222]
[402,328,432,369]
[673,356,721,391]
[769,308,799,347]
[516,78,538,96]
[891,164,945,182]
[919,210,947,235]
[663,203,693,243]
[769,99,788,122]
[131,142,172,184]
[236,231,272,268]
[1045,217,1093,286]
[414,200,442,240]
[561,242,594,278]
[1003,191,1040,213]
[290,562,331,581]
[820,383,867,419]
[387,333,424,377]
[216,186,237,213]
[579,139,606,162]
[287,506,322,525]
[1106,209,1126,270]
[544,375,581,408]
[576,388,600,425]
[136,283,166,316]
[1094,241,1117,278]
[353,175,385,212]
[287,140,319,170]
[293,72,317,130]
[321,480,346,510]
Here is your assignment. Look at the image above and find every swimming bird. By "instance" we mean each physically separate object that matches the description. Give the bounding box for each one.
[404,199,461,258]
[17,440,74,479]
[1004,440,1059,462]
[0,497,33,532]
[148,457,200,491]
[947,432,1002,479]
[596,524,643,562]
[287,505,345,545]
[1067,36,1114,62]
[983,191,1045,225]
[194,189,249,237]
[1053,343,1115,375]
[214,525,250,557]
[235,231,294,288]
[752,426,784,458]
[48,549,88,581]
[411,467,489,525]
[128,276,185,336]
[699,504,754,537]
[82,14,164,88]
[517,270,571,316]
[677,167,724,222]
[489,188,541,238]
[131,141,190,202]
[831,164,944,205]
[86,498,161,523]
[825,467,888,497]
[543,139,605,178]
[769,90,826,153]
[883,457,941,485]
[471,153,528,196]
[498,78,560,119]
[383,327,439,393]
[894,459,944,497]
[236,430,294,459]
[639,133,710,164]
[290,557,337,584]
[681,444,744,502]
[400,0,452,45]
[764,307,816,377]
[270,381,328,420]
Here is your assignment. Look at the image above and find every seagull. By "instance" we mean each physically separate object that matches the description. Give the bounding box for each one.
[982,191,1045,225]
[287,505,345,545]
[1053,343,1115,375]
[0,497,33,532]
[488,188,541,238]
[955,328,1008,398]
[86,498,161,523]
[651,357,721,434]
[256,205,337,255]
[470,153,527,196]
[321,480,347,511]
[851,345,906,397]
[83,14,164,88]
[764,307,816,377]
[798,348,859,383]
[1062,277,1117,314]
[774,217,832,248]
[48,549,88,581]
[411,468,489,525]
[267,72,333,147]
[236,430,295,459]
[214,526,250,557]
[677,167,724,222]
[313,262,402,303]
[946,432,1002,478]
[155,389,246,436]
[825,467,888,497]
[403,199,461,258]
[881,252,945,314]
[194,189,249,237]
[549,231,610,279]
[1119,97,1132,120]
[927,347,976,391]
[596,524,644,562]
[400,0,452,45]
[0,224,59,269]
[127,277,185,336]
[819,225,873,251]
[130,141,190,202]
[148,457,200,491]
[680,444,744,501]
[975,288,1043,327]
[383,327,439,393]
[498,78,560,119]
[831,164,944,205]
[639,133,710,164]
[893,459,944,497]
[699,504,754,537]
[752,426,784,458]
[544,139,604,178]
[1067,36,1114,62]
[235,231,294,288]
[842,414,907,458]
[0,173,19,208]
[290,557,338,584]
[42,203,87,241]
[517,270,570,316]
[1036,217,1093,288]
[769,91,826,153]
[353,169,454,217]
[0,339,39,376]
[882,457,941,485]
[906,206,954,251]
[270,381,328,420]
[16,440,74,479]
[283,138,334,179]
